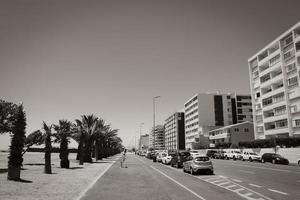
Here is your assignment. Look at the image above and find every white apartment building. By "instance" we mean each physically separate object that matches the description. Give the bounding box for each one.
[149,125,165,149]
[184,93,252,149]
[139,134,149,150]
[248,21,300,140]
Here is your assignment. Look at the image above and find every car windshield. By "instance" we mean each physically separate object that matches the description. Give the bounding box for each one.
[194,157,209,161]
[250,153,258,155]
[234,151,240,153]
[180,152,190,156]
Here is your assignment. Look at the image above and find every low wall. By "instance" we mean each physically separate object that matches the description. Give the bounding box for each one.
[206,148,300,164]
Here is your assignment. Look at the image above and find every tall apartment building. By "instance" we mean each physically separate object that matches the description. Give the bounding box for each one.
[149,125,165,149]
[139,134,149,150]
[184,93,252,149]
[248,22,300,140]
[164,112,185,151]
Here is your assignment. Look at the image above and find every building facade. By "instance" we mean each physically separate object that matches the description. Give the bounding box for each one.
[149,125,165,149]
[248,22,300,140]
[209,121,254,147]
[139,134,149,150]
[184,93,252,149]
[164,112,185,151]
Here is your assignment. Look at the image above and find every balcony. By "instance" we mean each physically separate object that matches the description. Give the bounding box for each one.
[264,127,289,136]
[263,113,287,123]
[288,89,300,100]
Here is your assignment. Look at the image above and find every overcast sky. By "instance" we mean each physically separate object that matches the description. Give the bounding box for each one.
[1,0,300,149]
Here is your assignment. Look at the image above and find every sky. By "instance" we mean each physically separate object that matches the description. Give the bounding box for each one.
[1,0,300,149]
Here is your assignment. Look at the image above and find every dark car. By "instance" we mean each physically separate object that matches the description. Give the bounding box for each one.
[170,151,191,168]
[261,153,289,165]
[206,150,218,158]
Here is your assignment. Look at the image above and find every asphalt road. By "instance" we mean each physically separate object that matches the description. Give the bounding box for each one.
[80,154,300,200]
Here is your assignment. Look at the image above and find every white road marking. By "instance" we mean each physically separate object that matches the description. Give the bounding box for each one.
[239,170,255,174]
[150,165,207,200]
[211,179,227,184]
[224,184,238,189]
[232,179,243,182]
[216,181,231,186]
[76,156,118,200]
[268,189,288,195]
[249,184,262,188]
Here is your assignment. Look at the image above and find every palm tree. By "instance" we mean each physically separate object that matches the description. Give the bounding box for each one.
[7,105,26,181]
[43,122,52,174]
[74,119,85,165]
[93,119,109,161]
[103,127,119,157]
[0,99,18,134]
[53,120,72,168]
[81,115,98,162]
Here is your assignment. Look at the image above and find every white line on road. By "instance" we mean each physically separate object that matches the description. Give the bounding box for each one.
[76,156,118,200]
[232,179,243,182]
[238,170,255,174]
[249,184,262,188]
[224,163,291,173]
[268,189,288,195]
[150,165,207,200]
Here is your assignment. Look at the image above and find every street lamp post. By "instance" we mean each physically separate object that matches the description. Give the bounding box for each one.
[139,123,144,150]
[153,96,161,149]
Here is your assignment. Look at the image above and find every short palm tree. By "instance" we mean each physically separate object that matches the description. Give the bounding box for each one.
[7,105,26,181]
[81,115,98,162]
[43,122,52,174]
[74,119,85,165]
[53,120,72,168]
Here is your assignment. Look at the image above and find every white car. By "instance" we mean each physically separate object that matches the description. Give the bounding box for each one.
[156,152,167,162]
[189,150,201,158]
[161,152,175,165]
[242,152,261,162]
[224,150,242,160]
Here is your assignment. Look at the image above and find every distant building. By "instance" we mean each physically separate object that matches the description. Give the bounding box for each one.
[248,21,300,139]
[209,121,254,147]
[139,134,149,150]
[184,93,252,149]
[149,125,165,149]
[164,112,185,151]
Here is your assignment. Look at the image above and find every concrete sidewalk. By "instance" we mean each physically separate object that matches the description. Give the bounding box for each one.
[0,152,120,200]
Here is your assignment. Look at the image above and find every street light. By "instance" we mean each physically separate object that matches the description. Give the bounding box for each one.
[139,123,144,150]
[153,96,161,149]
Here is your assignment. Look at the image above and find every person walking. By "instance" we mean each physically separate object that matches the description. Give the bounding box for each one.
[120,149,127,168]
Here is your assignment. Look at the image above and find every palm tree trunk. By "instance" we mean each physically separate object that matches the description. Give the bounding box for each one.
[60,136,69,168]
[79,132,84,165]
[44,133,52,174]
[95,140,99,161]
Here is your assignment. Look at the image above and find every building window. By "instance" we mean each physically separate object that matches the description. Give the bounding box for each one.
[288,76,298,87]
[256,92,260,98]
[276,119,288,128]
[234,128,239,132]
[244,128,249,132]
[286,62,296,73]
[269,54,280,66]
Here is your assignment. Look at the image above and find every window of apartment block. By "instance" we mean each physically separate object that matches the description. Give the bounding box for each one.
[274,105,286,115]
[284,50,295,62]
[257,126,264,132]
[290,105,297,113]
[269,54,280,66]
[276,119,288,128]
[283,35,293,47]
[294,119,300,127]
[260,73,271,83]
[288,76,298,87]
[237,109,242,114]
[256,92,260,98]
[273,92,285,103]
[244,128,249,132]
[286,62,296,73]
[295,42,300,52]
[262,97,273,106]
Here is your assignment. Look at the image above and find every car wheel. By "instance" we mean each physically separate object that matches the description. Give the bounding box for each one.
[233,156,236,161]
[261,159,265,163]
[225,156,228,160]
[191,168,195,175]
[183,167,186,173]
[209,170,214,175]
[298,161,300,166]
[272,159,276,164]
[249,157,253,162]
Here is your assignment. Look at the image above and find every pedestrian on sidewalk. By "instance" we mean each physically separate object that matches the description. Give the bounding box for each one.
[120,149,127,168]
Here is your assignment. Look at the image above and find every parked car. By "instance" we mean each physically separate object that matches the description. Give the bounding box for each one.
[183,155,214,175]
[213,151,226,159]
[162,152,176,165]
[189,150,201,158]
[224,150,242,160]
[261,153,289,165]
[242,152,261,162]
[170,151,191,168]
[206,150,218,158]
[156,152,167,162]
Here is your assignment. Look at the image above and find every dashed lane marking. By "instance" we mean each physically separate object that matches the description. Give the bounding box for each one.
[249,184,262,188]
[232,179,243,183]
[268,189,288,195]
[238,170,255,174]
[150,165,207,200]
[223,163,291,173]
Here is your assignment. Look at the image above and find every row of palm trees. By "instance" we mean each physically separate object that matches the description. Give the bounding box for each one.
[1,99,123,181]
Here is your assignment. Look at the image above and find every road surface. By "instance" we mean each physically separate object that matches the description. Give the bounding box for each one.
[80,154,300,200]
